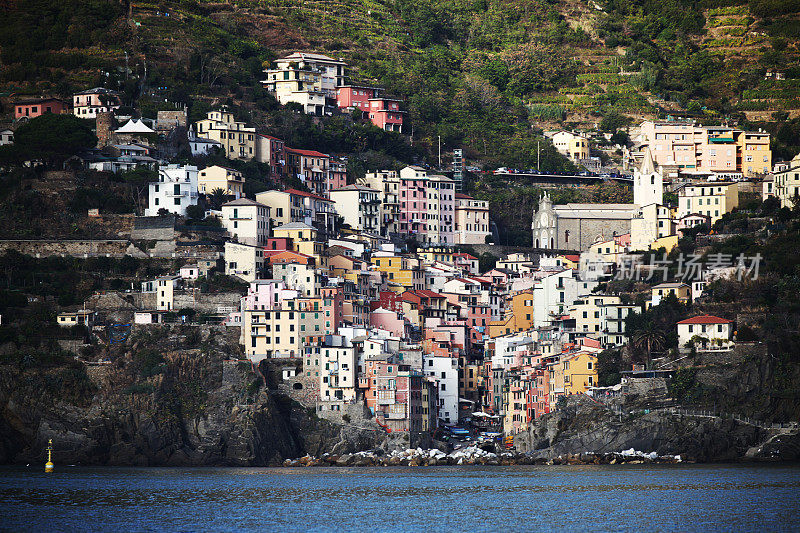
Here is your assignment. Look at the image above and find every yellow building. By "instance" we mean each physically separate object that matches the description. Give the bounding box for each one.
[555,254,580,270]
[651,282,691,305]
[194,109,257,160]
[488,291,534,337]
[772,153,800,208]
[198,165,244,198]
[736,130,772,177]
[677,182,739,224]
[372,253,423,292]
[242,308,303,362]
[57,310,96,328]
[417,246,454,265]
[272,222,325,266]
[588,237,628,263]
[650,234,679,252]
[551,131,590,161]
[563,351,598,395]
[570,294,622,335]
[547,359,565,408]
[502,380,529,436]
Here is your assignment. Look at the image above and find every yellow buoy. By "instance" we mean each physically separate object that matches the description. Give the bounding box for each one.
[45,439,54,473]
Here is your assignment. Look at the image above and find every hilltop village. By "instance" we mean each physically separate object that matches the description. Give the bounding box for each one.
[1,51,799,457]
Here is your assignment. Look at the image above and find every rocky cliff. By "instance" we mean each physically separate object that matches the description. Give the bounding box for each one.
[0,325,383,466]
[516,395,800,463]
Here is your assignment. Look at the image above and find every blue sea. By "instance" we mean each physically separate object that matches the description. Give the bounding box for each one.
[1,464,798,531]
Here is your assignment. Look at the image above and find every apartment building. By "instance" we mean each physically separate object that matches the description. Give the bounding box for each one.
[256,188,337,236]
[677,182,739,224]
[221,198,271,246]
[194,109,256,160]
[198,165,244,198]
[639,120,772,177]
[329,185,381,233]
[398,166,455,245]
[262,52,347,115]
[362,170,401,236]
[72,88,120,118]
[285,148,330,196]
[144,165,199,217]
[770,153,800,208]
[550,131,590,161]
[454,193,491,245]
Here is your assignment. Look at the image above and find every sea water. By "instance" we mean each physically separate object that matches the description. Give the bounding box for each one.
[1,464,798,531]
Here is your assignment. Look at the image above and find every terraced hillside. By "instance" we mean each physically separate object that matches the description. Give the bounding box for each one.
[0,0,799,165]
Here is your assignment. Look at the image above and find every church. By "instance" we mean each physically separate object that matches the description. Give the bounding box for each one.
[532,150,668,252]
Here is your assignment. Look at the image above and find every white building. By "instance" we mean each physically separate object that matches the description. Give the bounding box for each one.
[272,260,321,297]
[329,184,380,233]
[144,165,199,217]
[676,315,733,352]
[224,241,266,283]
[221,198,271,246]
[0,129,14,146]
[423,354,459,424]
[532,270,597,328]
[318,335,358,405]
[188,134,222,156]
[156,276,180,311]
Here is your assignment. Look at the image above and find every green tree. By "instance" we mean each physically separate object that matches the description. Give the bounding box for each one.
[11,114,96,167]
[207,188,228,210]
[631,322,666,367]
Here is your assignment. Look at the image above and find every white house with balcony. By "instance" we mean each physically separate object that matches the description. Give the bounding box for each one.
[424,354,459,424]
[329,184,380,233]
[144,165,199,217]
[221,198,271,246]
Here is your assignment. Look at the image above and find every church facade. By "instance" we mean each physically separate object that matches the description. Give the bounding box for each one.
[532,149,667,252]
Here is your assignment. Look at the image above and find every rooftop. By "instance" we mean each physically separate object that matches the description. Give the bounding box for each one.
[677,315,732,325]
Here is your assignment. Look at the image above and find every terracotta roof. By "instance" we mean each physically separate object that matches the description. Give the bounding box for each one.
[415,289,445,299]
[455,193,474,199]
[454,253,477,260]
[677,315,732,325]
[286,147,329,158]
[284,188,333,202]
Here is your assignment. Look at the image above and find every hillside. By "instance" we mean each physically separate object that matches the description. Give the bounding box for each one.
[1,0,798,168]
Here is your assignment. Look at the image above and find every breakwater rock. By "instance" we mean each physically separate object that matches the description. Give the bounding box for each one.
[282,446,683,467]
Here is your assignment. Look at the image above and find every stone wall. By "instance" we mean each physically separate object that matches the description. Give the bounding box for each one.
[556,217,632,251]
[173,292,242,312]
[131,216,176,241]
[0,239,131,258]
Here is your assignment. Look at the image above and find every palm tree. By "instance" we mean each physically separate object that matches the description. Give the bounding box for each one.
[631,322,666,368]
[208,187,227,210]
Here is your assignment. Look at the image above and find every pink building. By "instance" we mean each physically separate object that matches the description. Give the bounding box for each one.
[327,157,347,192]
[241,279,287,311]
[320,286,344,335]
[72,87,121,118]
[336,85,381,113]
[14,98,69,121]
[640,120,737,173]
[397,166,455,245]
[368,98,404,132]
[370,307,406,338]
[360,359,424,433]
